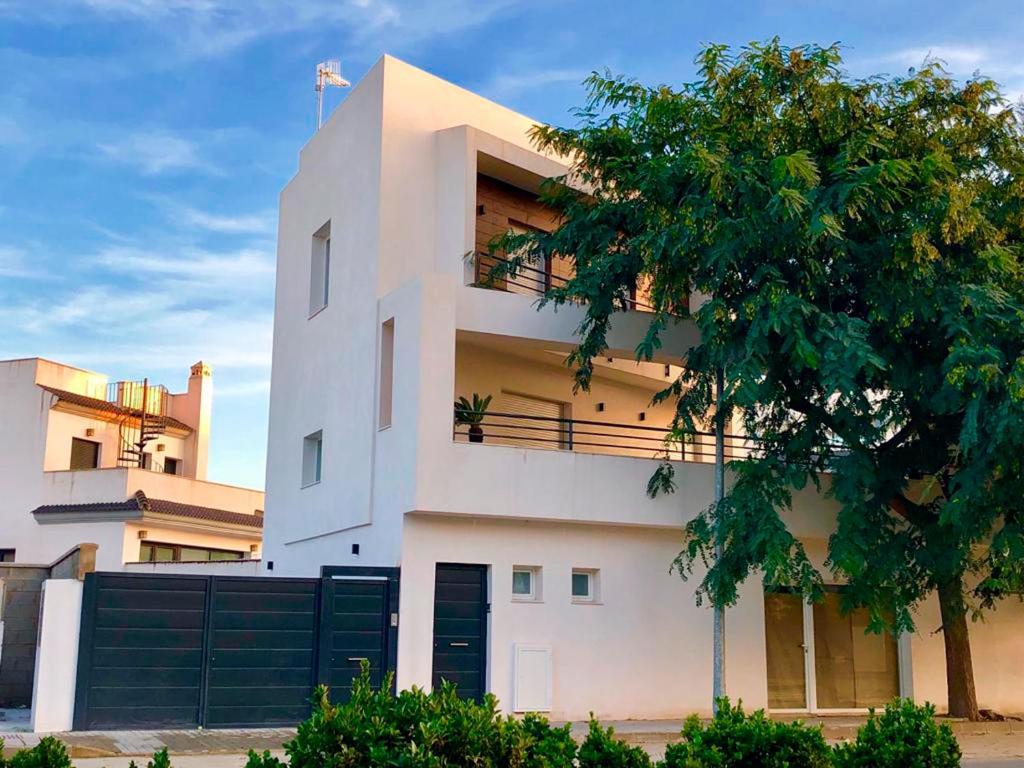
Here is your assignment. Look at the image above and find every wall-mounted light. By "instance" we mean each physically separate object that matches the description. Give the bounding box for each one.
[638,412,646,422]
[664,364,671,377]
[351,543,360,555]
[156,443,165,452]
[477,204,486,216]
[595,403,605,413]
[85,428,95,437]
[137,530,148,540]
[249,544,260,554]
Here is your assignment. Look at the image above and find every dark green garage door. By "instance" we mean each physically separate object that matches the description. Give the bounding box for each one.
[73,573,208,729]
[74,570,397,730]
[205,578,319,727]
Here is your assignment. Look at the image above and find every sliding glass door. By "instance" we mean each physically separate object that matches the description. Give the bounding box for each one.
[765,588,901,711]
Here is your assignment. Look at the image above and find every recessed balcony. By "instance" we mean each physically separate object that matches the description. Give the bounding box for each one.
[452,331,751,465]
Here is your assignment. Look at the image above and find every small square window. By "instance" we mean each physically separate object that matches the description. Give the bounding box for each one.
[302,430,323,487]
[512,566,541,602]
[571,569,598,603]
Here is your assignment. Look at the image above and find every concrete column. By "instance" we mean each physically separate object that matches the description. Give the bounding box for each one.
[30,579,83,733]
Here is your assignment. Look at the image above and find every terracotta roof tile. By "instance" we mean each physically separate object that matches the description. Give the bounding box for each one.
[32,490,263,529]
[38,385,193,432]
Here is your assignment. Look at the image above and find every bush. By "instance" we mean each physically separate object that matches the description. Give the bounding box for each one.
[662,699,832,768]
[577,719,652,768]
[0,737,73,768]
[833,699,961,768]
[128,748,172,768]
[279,665,578,767]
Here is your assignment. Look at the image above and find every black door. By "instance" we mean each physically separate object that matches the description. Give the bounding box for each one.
[319,578,391,702]
[431,564,487,702]
[203,577,319,727]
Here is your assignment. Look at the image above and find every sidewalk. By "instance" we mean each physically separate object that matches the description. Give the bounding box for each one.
[2,715,1022,764]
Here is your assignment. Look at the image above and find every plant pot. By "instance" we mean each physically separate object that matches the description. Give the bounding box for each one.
[468,424,484,443]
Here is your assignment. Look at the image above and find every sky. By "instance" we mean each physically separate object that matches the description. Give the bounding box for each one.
[2,1,1022,490]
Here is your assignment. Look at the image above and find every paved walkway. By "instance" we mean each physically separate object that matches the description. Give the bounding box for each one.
[2,714,1022,765]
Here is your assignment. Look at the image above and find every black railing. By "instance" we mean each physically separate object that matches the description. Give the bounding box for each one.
[453,410,756,462]
[474,253,656,312]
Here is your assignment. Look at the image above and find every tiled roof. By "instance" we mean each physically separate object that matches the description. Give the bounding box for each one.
[32,490,263,529]
[38,385,193,432]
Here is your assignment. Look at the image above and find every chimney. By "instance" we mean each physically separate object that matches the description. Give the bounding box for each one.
[187,361,213,480]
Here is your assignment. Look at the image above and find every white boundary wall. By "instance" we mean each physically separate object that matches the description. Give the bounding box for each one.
[31,579,83,732]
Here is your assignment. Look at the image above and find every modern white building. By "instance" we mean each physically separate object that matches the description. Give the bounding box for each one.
[0,357,264,571]
[262,56,1023,720]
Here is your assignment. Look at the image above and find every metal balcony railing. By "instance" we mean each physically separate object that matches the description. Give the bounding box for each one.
[473,253,656,312]
[453,410,757,462]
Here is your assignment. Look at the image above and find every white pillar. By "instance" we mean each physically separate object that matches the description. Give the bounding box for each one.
[30,579,83,733]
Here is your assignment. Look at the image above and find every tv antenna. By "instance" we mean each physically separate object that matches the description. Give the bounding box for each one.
[315,60,351,130]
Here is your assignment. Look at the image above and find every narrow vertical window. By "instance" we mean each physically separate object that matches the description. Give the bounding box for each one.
[379,318,395,428]
[309,220,331,316]
[302,430,323,487]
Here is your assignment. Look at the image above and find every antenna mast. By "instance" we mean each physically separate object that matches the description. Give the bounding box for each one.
[315,60,351,131]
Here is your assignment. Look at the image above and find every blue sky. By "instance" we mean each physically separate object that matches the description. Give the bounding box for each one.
[2,1,1022,490]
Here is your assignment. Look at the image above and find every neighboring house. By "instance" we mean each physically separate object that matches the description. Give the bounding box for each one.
[262,56,1022,720]
[0,358,264,571]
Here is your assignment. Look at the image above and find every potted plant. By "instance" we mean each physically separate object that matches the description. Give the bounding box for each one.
[454,393,492,443]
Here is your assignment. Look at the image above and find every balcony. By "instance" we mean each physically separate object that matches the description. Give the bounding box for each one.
[473,252,656,312]
[453,409,754,463]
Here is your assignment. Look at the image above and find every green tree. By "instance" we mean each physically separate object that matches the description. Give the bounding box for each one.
[499,40,1024,719]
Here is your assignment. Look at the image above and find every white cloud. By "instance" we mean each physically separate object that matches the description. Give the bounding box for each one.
[95,244,275,284]
[481,67,585,102]
[8,0,520,61]
[0,245,49,279]
[180,206,277,235]
[97,132,211,175]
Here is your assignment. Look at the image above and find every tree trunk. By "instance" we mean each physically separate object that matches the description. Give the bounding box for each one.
[937,576,980,720]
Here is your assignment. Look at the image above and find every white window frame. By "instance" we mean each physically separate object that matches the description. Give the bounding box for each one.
[512,565,541,602]
[571,568,599,603]
[301,430,323,488]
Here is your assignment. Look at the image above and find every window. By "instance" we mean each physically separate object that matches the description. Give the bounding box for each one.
[70,437,100,470]
[0,549,14,563]
[302,430,323,487]
[512,566,541,602]
[163,457,180,475]
[309,220,331,316]
[571,569,599,603]
[378,318,395,428]
[138,541,245,563]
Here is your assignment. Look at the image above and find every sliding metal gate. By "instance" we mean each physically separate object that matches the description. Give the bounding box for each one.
[73,569,399,730]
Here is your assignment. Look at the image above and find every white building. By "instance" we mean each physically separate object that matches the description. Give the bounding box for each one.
[0,357,264,571]
[262,56,1023,720]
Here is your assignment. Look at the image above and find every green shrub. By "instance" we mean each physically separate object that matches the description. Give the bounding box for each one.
[244,750,287,768]
[662,699,831,768]
[3,737,73,768]
[577,719,652,768]
[833,699,961,768]
[280,664,578,767]
[127,748,172,768]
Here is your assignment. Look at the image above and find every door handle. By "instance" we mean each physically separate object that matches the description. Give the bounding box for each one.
[449,642,469,647]
[348,657,369,662]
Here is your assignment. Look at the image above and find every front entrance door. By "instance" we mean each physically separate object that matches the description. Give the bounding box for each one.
[431,564,487,702]
[764,588,901,711]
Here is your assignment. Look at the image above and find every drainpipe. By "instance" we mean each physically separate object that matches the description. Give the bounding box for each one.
[712,364,726,715]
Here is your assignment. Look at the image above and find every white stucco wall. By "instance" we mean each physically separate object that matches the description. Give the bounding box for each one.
[398,513,768,720]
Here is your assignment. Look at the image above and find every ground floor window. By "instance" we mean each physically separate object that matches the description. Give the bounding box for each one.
[138,541,246,563]
[764,588,900,710]
[0,549,14,563]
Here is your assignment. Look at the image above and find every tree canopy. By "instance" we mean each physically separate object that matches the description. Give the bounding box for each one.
[499,39,1024,718]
